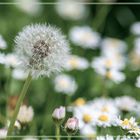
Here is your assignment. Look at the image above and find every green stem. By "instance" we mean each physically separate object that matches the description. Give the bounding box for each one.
[6,72,32,139]
[56,125,60,140]
[93,5,111,32]
[68,135,71,140]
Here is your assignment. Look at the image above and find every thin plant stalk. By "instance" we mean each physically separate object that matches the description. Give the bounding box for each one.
[68,135,71,140]
[6,72,32,139]
[56,124,60,140]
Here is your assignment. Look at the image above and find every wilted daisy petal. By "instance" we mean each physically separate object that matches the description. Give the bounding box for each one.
[15,24,70,78]
[69,26,101,49]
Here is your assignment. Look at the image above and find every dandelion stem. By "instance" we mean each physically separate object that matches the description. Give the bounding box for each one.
[56,124,60,140]
[6,72,32,139]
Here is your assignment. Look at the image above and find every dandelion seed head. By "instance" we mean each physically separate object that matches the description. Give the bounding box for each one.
[15,24,70,78]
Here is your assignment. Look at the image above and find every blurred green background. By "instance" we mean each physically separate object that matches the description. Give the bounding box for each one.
[0,0,140,137]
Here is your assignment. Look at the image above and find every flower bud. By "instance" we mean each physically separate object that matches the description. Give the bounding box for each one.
[52,106,66,124]
[65,117,79,135]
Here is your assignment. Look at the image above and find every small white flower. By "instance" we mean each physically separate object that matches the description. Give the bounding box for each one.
[0,128,7,139]
[0,53,19,68]
[80,125,96,138]
[15,24,70,78]
[91,57,126,83]
[65,55,89,71]
[96,135,114,140]
[117,117,138,130]
[69,26,100,49]
[91,97,119,115]
[115,96,137,112]
[5,53,19,68]
[17,105,34,123]
[15,0,42,16]
[22,137,38,140]
[101,38,126,57]
[7,120,21,130]
[54,74,77,95]
[55,0,88,20]
[65,117,79,134]
[130,22,140,35]
[136,75,140,88]
[0,35,7,49]
[12,68,28,80]
[95,112,115,128]
[52,106,66,120]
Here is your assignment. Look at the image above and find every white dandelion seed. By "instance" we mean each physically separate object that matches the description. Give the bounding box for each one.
[15,24,70,78]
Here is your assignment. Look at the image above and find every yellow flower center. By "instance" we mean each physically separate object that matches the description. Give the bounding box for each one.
[106,71,112,79]
[105,60,113,67]
[83,114,92,123]
[121,119,129,126]
[101,106,109,112]
[60,80,68,87]
[98,114,109,122]
[69,58,78,68]
[74,98,86,106]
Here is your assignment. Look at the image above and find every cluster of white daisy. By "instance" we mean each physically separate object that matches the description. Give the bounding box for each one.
[70,96,140,137]
[91,38,126,83]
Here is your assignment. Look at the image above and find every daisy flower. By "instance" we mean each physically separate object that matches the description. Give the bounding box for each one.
[14,0,42,16]
[95,112,116,128]
[96,135,114,140]
[115,96,137,112]
[17,105,34,124]
[0,128,7,139]
[14,24,70,78]
[130,22,140,35]
[80,125,96,139]
[55,0,88,20]
[54,74,77,95]
[64,55,89,71]
[101,38,127,57]
[69,26,101,49]
[117,117,138,130]
[12,68,28,80]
